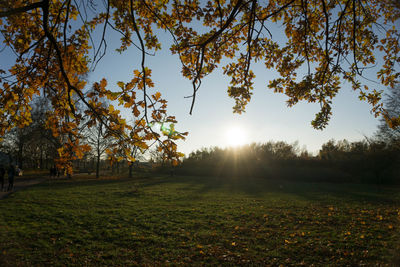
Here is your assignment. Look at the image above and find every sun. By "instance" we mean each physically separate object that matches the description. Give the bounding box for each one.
[226,126,247,147]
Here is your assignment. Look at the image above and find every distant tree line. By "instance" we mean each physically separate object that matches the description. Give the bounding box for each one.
[176,85,400,184]
[0,98,58,170]
[175,137,399,184]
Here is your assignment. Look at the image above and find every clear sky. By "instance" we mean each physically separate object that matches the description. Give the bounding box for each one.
[88,28,384,156]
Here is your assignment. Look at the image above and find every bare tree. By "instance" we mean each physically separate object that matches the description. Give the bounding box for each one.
[86,118,114,179]
[0,97,59,169]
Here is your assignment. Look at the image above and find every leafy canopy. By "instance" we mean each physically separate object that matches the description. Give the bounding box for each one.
[0,0,399,171]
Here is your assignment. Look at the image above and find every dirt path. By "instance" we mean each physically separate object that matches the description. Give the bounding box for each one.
[0,177,47,200]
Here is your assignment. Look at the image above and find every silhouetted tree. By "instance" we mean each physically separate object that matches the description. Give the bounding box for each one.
[376,85,400,148]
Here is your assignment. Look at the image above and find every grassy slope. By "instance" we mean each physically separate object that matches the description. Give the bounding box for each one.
[0,175,399,266]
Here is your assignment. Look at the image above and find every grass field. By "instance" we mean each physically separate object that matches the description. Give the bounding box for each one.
[0,175,399,266]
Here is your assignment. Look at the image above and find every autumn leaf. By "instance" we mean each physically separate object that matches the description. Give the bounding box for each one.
[117,81,125,89]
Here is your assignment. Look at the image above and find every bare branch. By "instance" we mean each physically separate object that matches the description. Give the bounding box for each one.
[92,0,110,69]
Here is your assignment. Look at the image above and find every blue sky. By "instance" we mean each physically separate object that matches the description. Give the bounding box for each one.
[88,28,383,156]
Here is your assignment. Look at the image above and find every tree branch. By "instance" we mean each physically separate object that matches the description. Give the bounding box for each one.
[129,0,148,122]
[0,1,43,18]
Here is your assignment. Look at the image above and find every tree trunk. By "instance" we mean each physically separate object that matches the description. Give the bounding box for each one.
[96,124,102,179]
[129,163,133,178]
[18,141,23,169]
[39,145,43,169]
[96,153,100,179]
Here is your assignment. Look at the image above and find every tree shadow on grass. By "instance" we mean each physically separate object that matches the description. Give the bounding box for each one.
[41,178,136,189]
[27,175,400,206]
[150,175,400,205]
[282,182,400,205]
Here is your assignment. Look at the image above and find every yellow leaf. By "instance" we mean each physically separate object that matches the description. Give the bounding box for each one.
[127,155,136,162]
[117,81,125,89]
[100,78,107,88]
[134,69,141,77]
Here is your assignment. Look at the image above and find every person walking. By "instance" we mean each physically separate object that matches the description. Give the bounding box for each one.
[0,165,5,191]
[7,164,15,191]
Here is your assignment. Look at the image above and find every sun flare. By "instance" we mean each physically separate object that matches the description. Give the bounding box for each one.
[226,126,247,147]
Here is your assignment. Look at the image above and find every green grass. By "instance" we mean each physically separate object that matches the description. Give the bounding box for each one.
[0,175,399,266]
